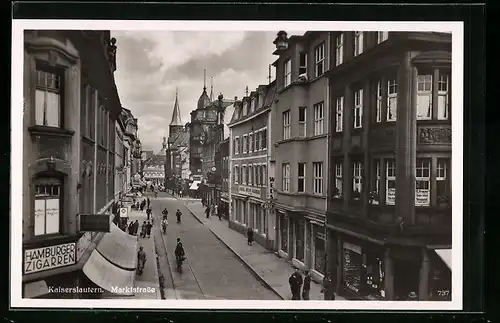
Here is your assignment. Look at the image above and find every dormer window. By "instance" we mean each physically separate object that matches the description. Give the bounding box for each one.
[299,52,307,75]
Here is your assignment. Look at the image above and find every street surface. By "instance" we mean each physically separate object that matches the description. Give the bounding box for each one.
[146,192,280,300]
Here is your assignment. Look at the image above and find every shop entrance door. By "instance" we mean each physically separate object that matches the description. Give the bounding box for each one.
[393,259,420,300]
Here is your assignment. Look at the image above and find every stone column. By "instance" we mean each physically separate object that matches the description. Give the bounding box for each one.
[343,84,353,209]
[395,51,418,225]
[419,247,430,300]
[384,247,394,300]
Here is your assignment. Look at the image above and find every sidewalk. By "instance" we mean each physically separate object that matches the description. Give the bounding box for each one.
[182,199,345,301]
[128,210,161,299]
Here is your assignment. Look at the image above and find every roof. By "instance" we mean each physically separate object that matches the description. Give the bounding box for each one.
[168,130,189,150]
[144,154,166,167]
[229,81,276,126]
[197,87,211,110]
[170,90,183,126]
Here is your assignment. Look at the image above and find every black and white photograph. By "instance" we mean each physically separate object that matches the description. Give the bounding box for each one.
[11,20,463,310]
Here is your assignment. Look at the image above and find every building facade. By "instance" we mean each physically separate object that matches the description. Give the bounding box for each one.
[121,108,141,190]
[229,83,275,250]
[22,30,122,298]
[218,138,230,219]
[323,31,452,301]
[114,111,126,199]
[271,31,331,282]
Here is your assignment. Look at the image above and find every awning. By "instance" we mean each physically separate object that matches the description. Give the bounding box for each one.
[82,250,135,296]
[434,249,452,270]
[95,222,138,270]
[189,180,201,190]
[23,280,49,298]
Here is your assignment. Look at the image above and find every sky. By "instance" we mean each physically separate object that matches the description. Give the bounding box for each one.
[111,30,303,152]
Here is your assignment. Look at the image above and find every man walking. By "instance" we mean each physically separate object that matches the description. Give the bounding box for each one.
[146,220,152,238]
[147,197,150,208]
[133,220,139,236]
[302,270,311,300]
[322,272,336,300]
[146,207,152,221]
[205,206,210,219]
[289,268,303,300]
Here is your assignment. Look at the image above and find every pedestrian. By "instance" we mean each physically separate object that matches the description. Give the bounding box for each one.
[146,207,152,221]
[214,204,219,220]
[322,272,336,300]
[147,197,150,208]
[176,209,182,224]
[205,206,210,219]
[128,222,134,235]
[141,221,147,238]
[247,227,254,246]
[289,268,303,300]
[302,270,311,300]
[133,220,139,236]
[146,221,152,238]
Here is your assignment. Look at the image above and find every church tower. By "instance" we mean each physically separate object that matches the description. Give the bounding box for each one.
[169,88,183,137]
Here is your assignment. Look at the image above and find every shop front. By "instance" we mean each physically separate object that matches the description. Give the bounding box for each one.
[220,192,230,220]
[311,223,327,280]
[277,210,289,259]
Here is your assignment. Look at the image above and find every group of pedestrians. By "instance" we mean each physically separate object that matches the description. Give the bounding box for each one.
[289,269,336,300]
[205,203,221,220]
[126,220,153,238]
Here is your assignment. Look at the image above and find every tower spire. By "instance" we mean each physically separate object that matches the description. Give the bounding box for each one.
[210,77,214,101]
[170,88,183,126]
[203,69,207,91]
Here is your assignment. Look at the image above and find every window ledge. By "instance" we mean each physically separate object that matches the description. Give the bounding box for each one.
[82,136,96,145]
[28,125,74,138]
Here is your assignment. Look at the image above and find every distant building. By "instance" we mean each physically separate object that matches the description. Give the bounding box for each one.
[142,144,166,187]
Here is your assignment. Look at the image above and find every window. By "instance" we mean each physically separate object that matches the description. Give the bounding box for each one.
[313,162,323,195]
[336,97,344,132]
[417,75,433,120]
[260,165,265,186]
[282,163,290,192]
[438,73,450,120]
[352,162,363,200]
[35,67,62,127]
[244,165,249,185]
[386,160,396,205]
[262,128,267,149]
[315,43,325,77]
[299,52,307,75]
[283,110,291,140]
[234,136,239,155]
[249,133,254,152]
[314,102,324,135]
[334,163,343,198]
[249,165,253,185]
[377,31,389,44]
[284,59,292,87]
[354,31,364,56]
[387,79,397,121]
[372,161,381,205]
[335,33,344,66]
[415,159,431,206]
[437,159,450,206]
[34,177,61,236]
[298,107,307,137]
[234,165,239,183]
[376,82,382,122]
[242,102,248,117]
[243,135,248,153]
[240,166,243,184]
[88,87,95,140]
[256,131,261,150]
[239,137,243,154]
[298,163,306,193]
[354,89,363,129]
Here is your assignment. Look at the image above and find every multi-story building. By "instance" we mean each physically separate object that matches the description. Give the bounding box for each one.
[114,110,126,199]
[322,31,452,301]
[229,82,275,249]
[218,138,230,219]
[22,30,122,298]
[271,31,331,282]
[121,108,143,189]
[142,144,166,187]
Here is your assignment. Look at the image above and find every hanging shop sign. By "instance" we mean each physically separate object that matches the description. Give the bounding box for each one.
[24,242,76,274]
[119,207,128,218]
[79,214,111,232]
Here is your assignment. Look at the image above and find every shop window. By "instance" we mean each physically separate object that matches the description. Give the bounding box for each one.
[364,253,385,298]
[34,177,62,236]
[387,79,398,121]
[354,31,364,56]
[299,52,307,75]
[313,102,324,135]
[437,158,450,207]
[386,159,396,205]
[280,214,288,253]
[438,73,450,120]
[352,161,363,200]
[35,66,63,128]
[335,33,344,66]
[415,159,431,206]
[353,89,363,129]
[297,162,306,193]
[314,227,326,274]
[417,74,433,120]
[314,43,325,77]
[375,82,382,123]
[282,163,290,192]
[295,220,305,262]
[342,242,363,294]
[298,106,307,137]
[333,163,343,198]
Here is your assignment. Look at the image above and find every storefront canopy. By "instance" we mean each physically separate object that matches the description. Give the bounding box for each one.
[434,249,452,270]
[96,222,138,270]
[82,250,135,296]
[189,180,201,190]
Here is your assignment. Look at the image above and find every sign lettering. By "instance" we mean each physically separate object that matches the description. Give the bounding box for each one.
[238,185,262,198]
[24,243,76,274]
